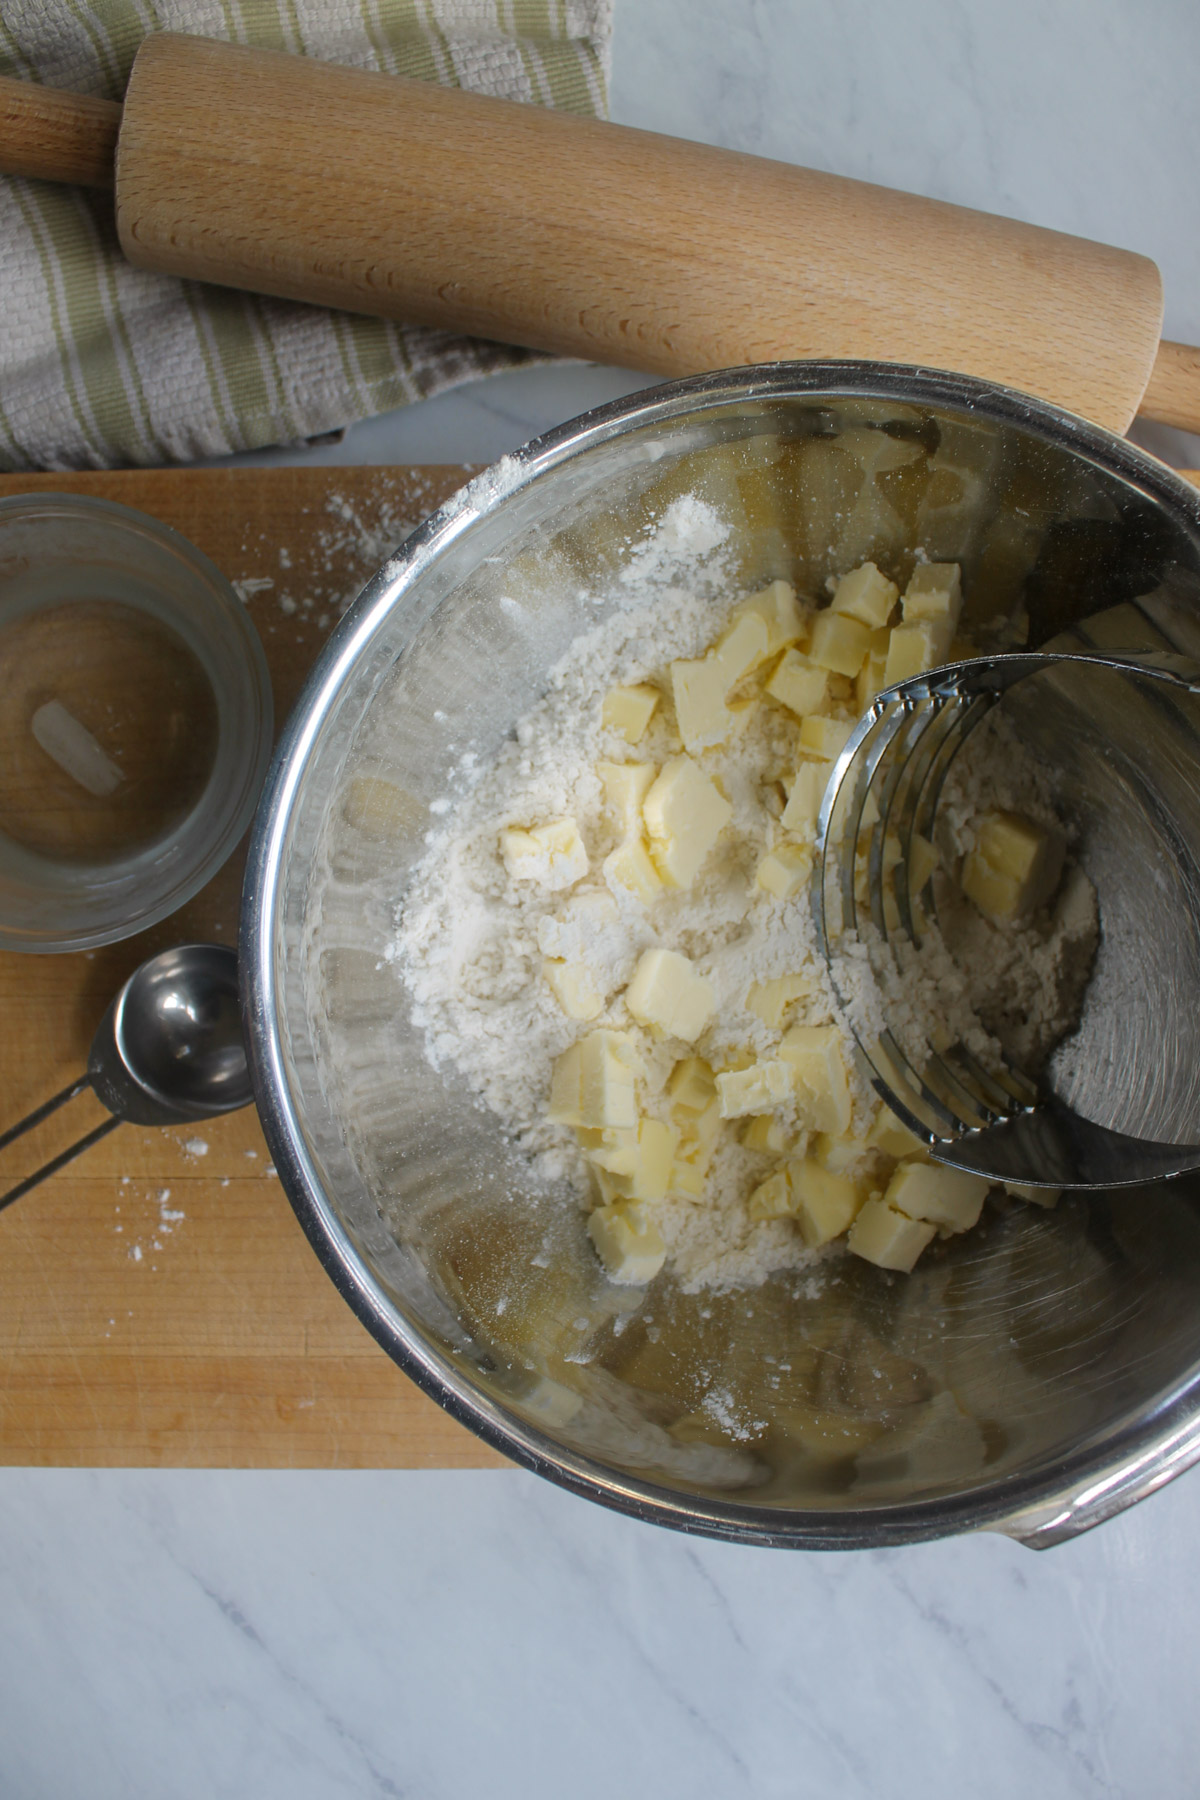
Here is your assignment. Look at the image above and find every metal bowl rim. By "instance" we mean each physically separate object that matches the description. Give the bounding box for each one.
[240,359,1200,1548]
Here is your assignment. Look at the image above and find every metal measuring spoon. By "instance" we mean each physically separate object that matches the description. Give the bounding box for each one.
[0,943,251,1214]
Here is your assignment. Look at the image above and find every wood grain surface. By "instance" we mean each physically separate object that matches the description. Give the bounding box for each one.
[3,460,1197,1470]
[0,463,505,1469]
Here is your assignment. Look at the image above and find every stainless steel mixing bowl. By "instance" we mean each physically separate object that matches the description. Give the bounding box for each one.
[242,363,1200,1549]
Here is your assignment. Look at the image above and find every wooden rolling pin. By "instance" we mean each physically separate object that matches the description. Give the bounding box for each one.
[3,31,1199,438]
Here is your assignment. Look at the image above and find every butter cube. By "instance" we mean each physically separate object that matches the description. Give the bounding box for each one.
[885,1160,989,1232]
[908,831,938,898]
[764,649,829,719]
[681,1096,722,1159]
[780,761,828,834]
[737,580,807,655]
[597,760,658,835]
[588,1202,667,1285]
[962,811,1065,921]
[798,715,854,761]
[847,1198,937,1272]
[584,1118,679,1202]
[715,1060,793,1119]
[779,1025,852,1135]
[547,1041,584,1125]
[549,1030,641,1129]
[714,610,770,683]
[812,1132,870,1175]
[867,1105,930,1160]
[602,684,660,744]
[756,840,813,900]
[884,619,951,686]
[543,959,605,1021]
[788,1158,866,1247]
[500,817,589,889]
[902,562,963,629]
[746,972,811,1029]
[856,628,892,712]
[666,1056,717,1116]
[625,948,715,1043]
[642,756,732,888]
[603,836,663,905]
[742,1114,789,1154]
[831,562,900,629]
[669,1157,708,1202]
[747,1168,793,1220]
[671,654,736,752]
[959,853,1019,922]
[810,609,871,678]
[580,1031,643,1129]
[1005,1181,1062,1208]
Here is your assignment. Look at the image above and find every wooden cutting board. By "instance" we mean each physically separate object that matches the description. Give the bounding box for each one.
[3,460,1198,1470]
[0,464,506,1469]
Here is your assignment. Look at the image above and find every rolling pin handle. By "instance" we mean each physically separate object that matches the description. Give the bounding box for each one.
[1138,340,1200,437]
[0,74,120,189]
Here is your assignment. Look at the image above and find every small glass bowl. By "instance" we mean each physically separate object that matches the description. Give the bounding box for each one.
[0,493,273,952]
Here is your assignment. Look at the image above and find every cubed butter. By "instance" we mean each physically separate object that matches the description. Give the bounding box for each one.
[780,761,829,834]
[603,836,663,905]
[642,756,733,888]
[602,684,660,743]
[737,580,808,655]
[669,1157,708,1202]
[742,1114,789,1154]
[856,628,892,712]
[666,1056,716,1116]
[500,816,589,889]
[764,649,829,719]
[884,1160,989,1232]
[671,654,736,752]
[597,760,658,835]
[747,1168,793,1221]
[587,1202,667,1285]
[714,610,770,684]
[884,619,951,686]
[847,1198,937,1272]
[756,840,813,900]
[810,610,871,678]
[625,948,715,1043]
[681,1096,722,1158]
[746,972,811,1029]
[798,715,855,761]
[867,1105,929,1160]
[716,1060,793,1119]
[962,810,1065,921]
[779,1025,852,1135]
[543,959,605,1021]
[812,1132,870,1175]
[908,831,938,897]
[831,562,900,630]
[584,1118,679,1202]
[549,1030,642,1129]
[902,562,963,629]
[788,1157,866,1247]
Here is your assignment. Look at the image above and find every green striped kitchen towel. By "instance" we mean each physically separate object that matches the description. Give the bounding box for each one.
[0,1,611,470]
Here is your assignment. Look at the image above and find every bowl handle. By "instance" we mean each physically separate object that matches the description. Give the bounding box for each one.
[995,1415,1200,1549]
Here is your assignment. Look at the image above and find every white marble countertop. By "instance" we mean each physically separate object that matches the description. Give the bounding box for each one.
[4,3,1200,1794]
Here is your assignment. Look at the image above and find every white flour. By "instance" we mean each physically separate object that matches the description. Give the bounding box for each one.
[394,497,869,1290]
[393,496,1094,1293]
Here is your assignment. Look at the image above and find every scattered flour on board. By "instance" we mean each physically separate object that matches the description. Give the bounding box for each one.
[233,480,446,630]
